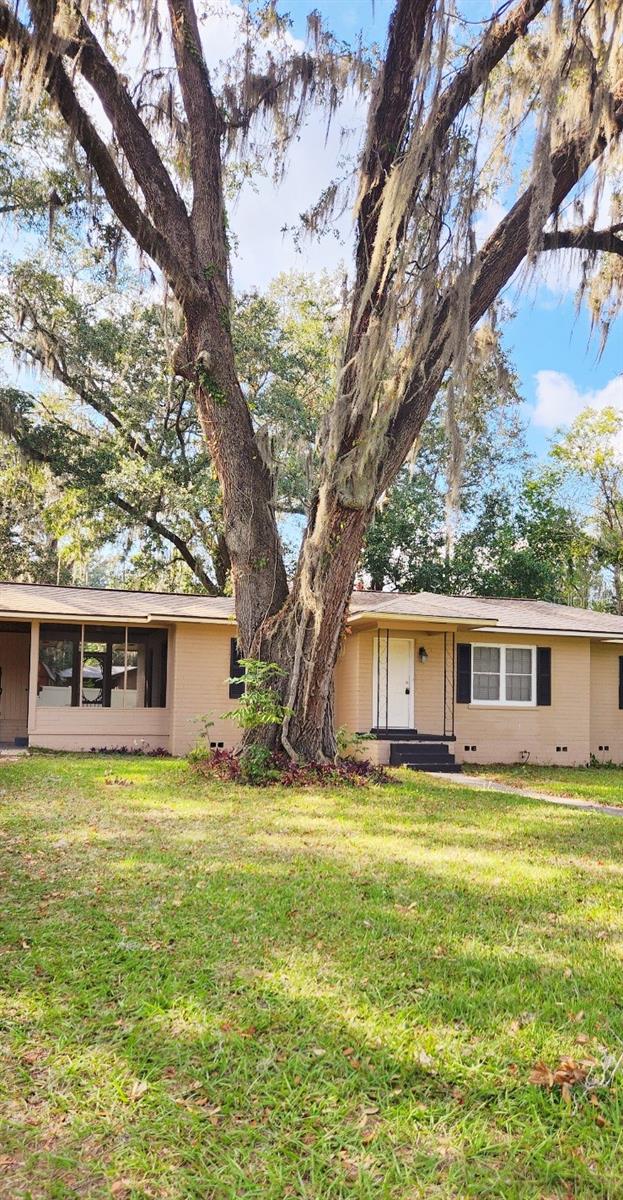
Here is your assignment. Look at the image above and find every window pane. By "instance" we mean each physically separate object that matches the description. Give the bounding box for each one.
[473,646,500,702]
[38,627,79,707]
[473,646,500,673]
[506,674,532,702]
[506,648,532,675]
[473,672,500,701]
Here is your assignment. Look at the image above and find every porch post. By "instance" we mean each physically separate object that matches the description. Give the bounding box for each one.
[27,620,40,742]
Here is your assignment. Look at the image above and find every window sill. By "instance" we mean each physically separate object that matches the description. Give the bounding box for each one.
[467,703,537,710]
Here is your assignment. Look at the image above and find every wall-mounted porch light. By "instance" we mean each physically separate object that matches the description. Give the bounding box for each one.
[418,646,429,663]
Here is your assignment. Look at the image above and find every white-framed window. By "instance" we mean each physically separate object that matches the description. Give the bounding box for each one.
[471,644,535,706]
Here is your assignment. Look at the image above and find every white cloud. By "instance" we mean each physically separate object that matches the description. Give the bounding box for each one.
[473,199,506,249]
[532,370,623,429]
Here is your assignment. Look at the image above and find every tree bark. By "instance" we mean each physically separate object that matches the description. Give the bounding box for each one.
[183,305,288,645]
[248,497,373,760]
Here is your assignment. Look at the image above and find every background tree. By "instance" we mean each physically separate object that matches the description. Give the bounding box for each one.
[551,407,623,612]
[0,438,69,582]
[1,0,622,758]
[0,264,341,591]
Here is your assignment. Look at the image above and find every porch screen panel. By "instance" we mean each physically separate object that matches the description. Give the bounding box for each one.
[38,625,80,707]
[82,628,112,707]
[37,624,168,709]
[375,629,390,729]
[127,628,168,708]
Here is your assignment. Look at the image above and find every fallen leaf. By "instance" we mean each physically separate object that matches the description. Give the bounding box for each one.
[529,1062,554,1087]
[111,1181,132,1198]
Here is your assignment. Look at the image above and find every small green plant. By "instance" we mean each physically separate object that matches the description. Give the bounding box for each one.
[188,716,214,764]
[589,753,617,769]
[336,725,373,759]
[239,743,278,785]
[222,658,293,786]
[223,658,293,730]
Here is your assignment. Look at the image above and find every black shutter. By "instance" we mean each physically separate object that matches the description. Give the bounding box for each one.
[229,638,245,699]
[456,643,471,703]
[536,647,551,706]
[619,657,623,710]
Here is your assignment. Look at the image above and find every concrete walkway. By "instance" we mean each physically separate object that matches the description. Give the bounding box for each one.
[426,770,623,818]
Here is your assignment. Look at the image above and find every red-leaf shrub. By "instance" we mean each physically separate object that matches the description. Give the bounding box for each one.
[192,748,387,787]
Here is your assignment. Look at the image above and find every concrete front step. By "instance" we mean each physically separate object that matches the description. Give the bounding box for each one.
[391,746,451,762]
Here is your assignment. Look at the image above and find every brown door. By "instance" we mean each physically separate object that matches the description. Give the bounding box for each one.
[0,631,30,744]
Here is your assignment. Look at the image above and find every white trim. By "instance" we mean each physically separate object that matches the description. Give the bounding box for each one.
[372,634,415,728]
[470,642,536,707]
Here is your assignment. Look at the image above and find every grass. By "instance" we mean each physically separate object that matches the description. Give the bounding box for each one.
[469,764,623,805]
[1,754,623,1199]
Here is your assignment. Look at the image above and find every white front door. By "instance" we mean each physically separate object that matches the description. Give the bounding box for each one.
[373,636,414,729]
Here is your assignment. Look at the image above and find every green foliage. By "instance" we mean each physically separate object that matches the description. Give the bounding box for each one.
[224,658,293,731]
[0,253,343,589]
[239,743,278,785]
[0,439,72,583]
[550,407,623,611]
[361,365,598,604]
[335,725,373,758]
[187,716,215,765]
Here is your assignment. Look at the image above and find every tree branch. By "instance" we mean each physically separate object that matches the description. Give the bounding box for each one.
[467,84,623,326]
[340,0,436,407]
[165,0,228,288]
[113,496,220,594]
[383,80,623,483]
[65,6,195,267]
[540,227,623,258]
[430,0,549,147]
[0,3,198,296]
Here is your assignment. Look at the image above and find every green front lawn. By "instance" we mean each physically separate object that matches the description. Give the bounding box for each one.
[469,764,623,804]
[1,754,623,1199]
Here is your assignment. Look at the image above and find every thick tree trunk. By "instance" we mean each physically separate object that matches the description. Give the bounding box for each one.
[246,492,373,760]
[184,306,288,645]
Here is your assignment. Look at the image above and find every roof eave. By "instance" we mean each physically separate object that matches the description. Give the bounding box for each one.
[348,611,499,627]
[470,624,623,640]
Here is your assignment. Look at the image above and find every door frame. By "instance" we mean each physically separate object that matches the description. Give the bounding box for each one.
[372,632,415,730]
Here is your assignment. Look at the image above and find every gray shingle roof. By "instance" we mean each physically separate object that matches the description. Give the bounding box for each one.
[350,590,623,635]
[2,582,623,637]
[0,581,235,622]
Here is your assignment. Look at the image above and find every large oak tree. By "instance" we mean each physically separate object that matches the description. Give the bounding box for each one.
[1,0,622,758]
